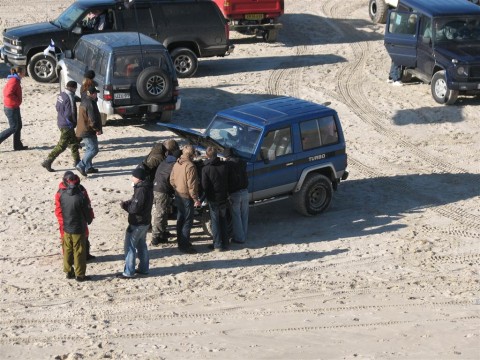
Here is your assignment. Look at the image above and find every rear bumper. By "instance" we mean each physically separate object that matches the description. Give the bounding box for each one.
[229,23,282,31]
[100,98,181,117]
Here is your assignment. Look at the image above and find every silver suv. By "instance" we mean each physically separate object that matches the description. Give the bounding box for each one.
[56,32,180,124]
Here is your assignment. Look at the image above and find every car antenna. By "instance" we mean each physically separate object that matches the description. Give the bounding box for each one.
[123,0,146,68]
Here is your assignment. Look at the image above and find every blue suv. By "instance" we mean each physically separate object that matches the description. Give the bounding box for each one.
[384,0,480,104]
[158,96,349,216]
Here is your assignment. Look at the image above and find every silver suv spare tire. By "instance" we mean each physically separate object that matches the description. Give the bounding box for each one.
[136,66,172,102]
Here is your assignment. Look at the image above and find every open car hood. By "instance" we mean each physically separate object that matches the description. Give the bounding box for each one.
[157,122,225,152]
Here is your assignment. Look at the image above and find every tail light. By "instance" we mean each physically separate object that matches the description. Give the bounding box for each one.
[173,85,180,97]
[103,84,113,101]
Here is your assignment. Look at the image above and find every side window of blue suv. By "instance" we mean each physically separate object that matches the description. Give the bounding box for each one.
[259,127,292,161]
[300,116,338,151]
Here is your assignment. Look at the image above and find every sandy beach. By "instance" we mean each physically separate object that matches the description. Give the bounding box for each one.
[0,0,479,359]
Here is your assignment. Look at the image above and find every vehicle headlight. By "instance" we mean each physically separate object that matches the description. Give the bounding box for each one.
[456,66,467,76]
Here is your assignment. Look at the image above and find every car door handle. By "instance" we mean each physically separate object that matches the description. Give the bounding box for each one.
[285,162,294,166]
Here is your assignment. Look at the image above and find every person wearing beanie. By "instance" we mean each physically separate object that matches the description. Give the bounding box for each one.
[55,171,96,261]
[41,81,81,172]
[118,167,154,278]
[57,171,94,282]
[151,141,180,245]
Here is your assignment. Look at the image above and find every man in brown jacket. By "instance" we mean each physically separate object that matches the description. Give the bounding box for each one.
[170,144,201,254]
[75,86,102,177]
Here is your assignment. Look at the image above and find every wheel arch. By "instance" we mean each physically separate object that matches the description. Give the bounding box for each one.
[167,42,200,57]
[295,164,336,193]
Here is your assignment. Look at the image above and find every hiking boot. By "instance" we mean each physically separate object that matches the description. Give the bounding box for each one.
[86,167,99,174]
[76,165,88,177]
[179,246,198,254]
[41,159,55,172]
[75,275,92,282]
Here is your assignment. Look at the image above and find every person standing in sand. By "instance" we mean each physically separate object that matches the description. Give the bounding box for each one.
[170,144,202,254]
[58,172,93,282]
[118,167,154,279]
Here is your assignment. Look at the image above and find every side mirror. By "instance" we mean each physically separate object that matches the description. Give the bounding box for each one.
[72,26,82,35]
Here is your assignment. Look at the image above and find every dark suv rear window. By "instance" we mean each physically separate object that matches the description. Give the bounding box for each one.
[113,52,170,78]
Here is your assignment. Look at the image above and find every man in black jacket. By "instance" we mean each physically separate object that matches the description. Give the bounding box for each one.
[119,167,154,278]
[201,146,229,251]
[151,140,180,245]
[225,147,249,244]
[59,172,94,282]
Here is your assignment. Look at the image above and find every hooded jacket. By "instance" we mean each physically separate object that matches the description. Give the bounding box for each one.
[59,184,93,234]
[55,181,94,239]
[56,89,77,129]
[170,154,199,200]
[3,74,22,109]
[201,156,229,203]
[153,154,177,194]
[121,181,154,226]
[76,95,102,138]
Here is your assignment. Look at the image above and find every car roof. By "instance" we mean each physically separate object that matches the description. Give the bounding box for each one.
[80,32,165,50]
[216,96,336,128]
[399,0,480,17]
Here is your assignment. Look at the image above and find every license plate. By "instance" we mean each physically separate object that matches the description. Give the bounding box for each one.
[245,13,264,20]
[114,92,130,100]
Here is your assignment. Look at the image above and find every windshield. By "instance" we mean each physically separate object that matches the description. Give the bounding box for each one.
[52,3,86,29]
[433,16,480,43]
[205,116,262,160]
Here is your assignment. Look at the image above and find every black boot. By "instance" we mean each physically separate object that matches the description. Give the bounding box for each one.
[41,159,55,172]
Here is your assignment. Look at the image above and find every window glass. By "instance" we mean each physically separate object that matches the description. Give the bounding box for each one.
[74,41,87,63]
[98,51,108,77]
[121,7,154,33]
[300,116,338,151]
[258,127,292,161]
[389,12,417,35]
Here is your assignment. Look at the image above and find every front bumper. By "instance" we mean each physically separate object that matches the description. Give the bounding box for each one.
[0,48,27,66]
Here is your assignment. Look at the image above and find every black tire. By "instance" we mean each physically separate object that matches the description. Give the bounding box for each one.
[263,29,278,42]
[431,70,459,105]
[136,66,172,102]
[28,52,57,83]
[368,0,388,24]
[292,173,333,216]
[170,48,198,78]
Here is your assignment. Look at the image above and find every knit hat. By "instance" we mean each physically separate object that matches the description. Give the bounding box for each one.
[66,80,77,89]
[84,70,96,80]
[132,167,146,181]
[63,171,79,185]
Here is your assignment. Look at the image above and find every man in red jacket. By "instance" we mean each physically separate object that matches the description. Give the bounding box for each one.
[55,171,96,260]
[0,66,28,150]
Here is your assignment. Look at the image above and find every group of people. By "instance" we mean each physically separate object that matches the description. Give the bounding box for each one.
[1,67,249,281]
[58,140,250,281]
[41,70,103,176]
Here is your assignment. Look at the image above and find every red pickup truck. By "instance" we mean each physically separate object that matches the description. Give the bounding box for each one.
[213,0,284,42]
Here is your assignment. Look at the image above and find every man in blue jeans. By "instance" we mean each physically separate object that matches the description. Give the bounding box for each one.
[75,86,102,177]
[118,167,153,279]
[202,146,229,251]
[170,145,201,254]
[225,147,249,244]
